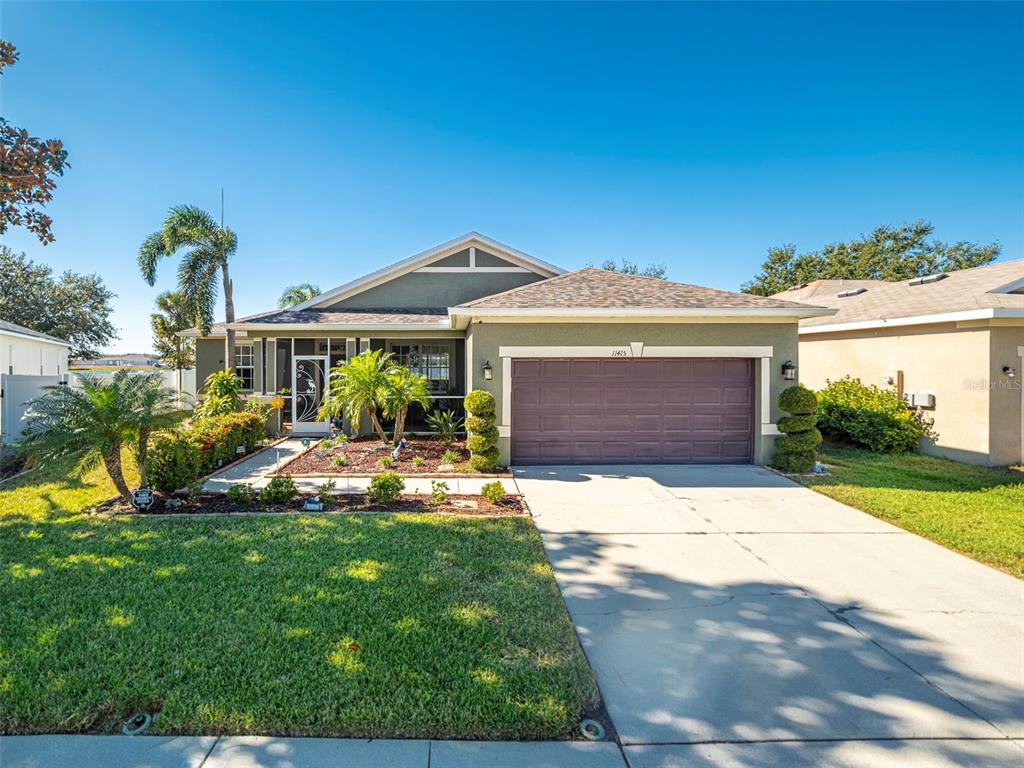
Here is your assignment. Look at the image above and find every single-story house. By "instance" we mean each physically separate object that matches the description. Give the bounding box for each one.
[0,319,70,377]
[775,259,1024,466]
[1,320,71,444]
[187,232,832,466]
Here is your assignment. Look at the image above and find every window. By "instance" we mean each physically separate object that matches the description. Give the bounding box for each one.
[235,344,255,390]
[391,343,451,394]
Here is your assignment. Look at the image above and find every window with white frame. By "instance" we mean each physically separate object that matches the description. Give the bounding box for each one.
[390,343,450,394]
[234,344,255,390]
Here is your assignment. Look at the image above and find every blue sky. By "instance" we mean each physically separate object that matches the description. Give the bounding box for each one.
[3,1,1022,353]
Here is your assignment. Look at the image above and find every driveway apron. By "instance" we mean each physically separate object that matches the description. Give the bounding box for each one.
[516,465,1024,767]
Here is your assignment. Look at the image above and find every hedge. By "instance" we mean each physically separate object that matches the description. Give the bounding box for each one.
[817,376,936,453]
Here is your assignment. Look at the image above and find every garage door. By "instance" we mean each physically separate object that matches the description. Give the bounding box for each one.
[510,358,754,465]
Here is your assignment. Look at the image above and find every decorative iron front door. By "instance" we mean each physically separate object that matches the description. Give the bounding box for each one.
[292,356,329,432]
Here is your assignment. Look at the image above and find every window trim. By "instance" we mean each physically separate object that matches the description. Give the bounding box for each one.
[234,343,255,392]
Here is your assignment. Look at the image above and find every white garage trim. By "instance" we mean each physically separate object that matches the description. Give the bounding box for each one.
[496,344,775,436]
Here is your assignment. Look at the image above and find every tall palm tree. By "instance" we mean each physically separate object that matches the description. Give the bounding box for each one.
[318,349,393,444]
[380,367,431,446]
[150,290,195,369]
[278,283,320,308]
[20,371,181,503]
[138,205,239,370]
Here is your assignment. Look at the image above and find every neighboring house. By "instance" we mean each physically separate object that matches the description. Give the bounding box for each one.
[0,320,71,444]
[186,232,832,466]
[0,320,70,376]
[775,259,1024,466]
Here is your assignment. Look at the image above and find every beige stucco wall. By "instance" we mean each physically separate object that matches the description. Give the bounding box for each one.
[798,322,1024,466]
[989,326,1024,466]
[465,321,800,465]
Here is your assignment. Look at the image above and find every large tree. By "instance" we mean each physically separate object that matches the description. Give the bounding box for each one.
[278,282,320,308]
[150,291,195,369]
[0,245,116,358]
[743,221,1000,296]
[0,40,70,245]
[598,258,667,279]
[138,205,239,369]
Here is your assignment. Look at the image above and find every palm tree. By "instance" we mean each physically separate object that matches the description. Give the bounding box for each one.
[138,205,239,370]
[318,349,393,444]
[380,367,431,446]
[20,371,181,503]
[150,290,195,369]
[278,283,320,308]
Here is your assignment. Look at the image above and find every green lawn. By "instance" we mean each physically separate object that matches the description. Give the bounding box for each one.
[796,445,1024,578]
[0,461,597,738]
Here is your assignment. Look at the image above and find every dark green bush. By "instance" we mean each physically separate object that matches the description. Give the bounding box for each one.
[464,389,499,471]
[777,414,818,433]
[775,427,823,453]
[367,471,404,505]
[260,475,297,504]
[226,483,256,504]
[778,385,818,415]
[817,376,936,453]
[773,385,822,473]
[146,432,202,494]
[773,450,816,474]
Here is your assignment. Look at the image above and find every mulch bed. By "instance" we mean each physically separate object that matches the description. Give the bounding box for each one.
[94,492,528,517]
[281,436,509,477]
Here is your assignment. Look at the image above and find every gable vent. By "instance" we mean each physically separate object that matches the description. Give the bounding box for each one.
[908,273,948,286]
[836,287,867,298]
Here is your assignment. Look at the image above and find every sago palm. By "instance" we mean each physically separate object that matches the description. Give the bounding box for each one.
[278,283,320,308]
[138,204,239,369]
[20,371,180,503]
[380,367,431,446]
[318,349,393,444]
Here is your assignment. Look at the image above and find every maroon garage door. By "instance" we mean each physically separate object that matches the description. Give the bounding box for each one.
[510,358,754,465]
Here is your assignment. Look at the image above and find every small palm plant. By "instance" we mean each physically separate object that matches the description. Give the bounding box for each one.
[318,349,393,444]
[380,366,431,446]
[20,371,181,503]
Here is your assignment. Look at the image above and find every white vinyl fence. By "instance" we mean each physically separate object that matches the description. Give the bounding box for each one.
[1,369,197,445]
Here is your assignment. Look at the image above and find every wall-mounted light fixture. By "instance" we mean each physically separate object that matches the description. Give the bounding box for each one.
[1003,366,1017,378]
[781,360,797,381]
[482,360,493,381]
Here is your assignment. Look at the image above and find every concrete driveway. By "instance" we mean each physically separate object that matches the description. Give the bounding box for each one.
[516,465,1024,768]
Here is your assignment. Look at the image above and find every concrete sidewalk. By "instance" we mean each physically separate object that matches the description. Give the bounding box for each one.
[202,438,520,495]
[0,735,626,768]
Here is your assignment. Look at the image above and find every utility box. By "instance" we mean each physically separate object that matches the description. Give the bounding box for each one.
[904,391,936,409]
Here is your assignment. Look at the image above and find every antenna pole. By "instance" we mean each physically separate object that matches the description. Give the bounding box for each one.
[220,187,225,230]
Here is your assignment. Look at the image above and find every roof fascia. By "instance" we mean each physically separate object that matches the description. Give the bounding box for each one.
[799,308,1024,335]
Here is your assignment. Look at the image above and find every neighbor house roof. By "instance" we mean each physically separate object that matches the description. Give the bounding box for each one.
[451,267,834,318]
[182,308,451,337]
[774,258,1024,333]
[0,319,71,347]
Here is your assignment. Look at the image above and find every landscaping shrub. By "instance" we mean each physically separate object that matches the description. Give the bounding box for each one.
[367,471,404,505]
[260,475,297,504]
[412,455,426,468]
[817,376,936,453]
[190,406,268,473]
[464,390,499,472]
[194,370,244,419]
[441,448,460,464]
[332,454,348,467]
[774,385,821,474]
[430,480,449,505]
[146,432,202,494]
[481,480,506,505]
[378,455,393,469]
[426,408,463,445]
[226,483,256,504]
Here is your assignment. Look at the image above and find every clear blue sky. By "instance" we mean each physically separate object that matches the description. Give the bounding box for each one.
[3,1,1022,353]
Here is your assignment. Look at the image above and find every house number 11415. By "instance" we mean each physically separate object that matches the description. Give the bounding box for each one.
[610,349,629,357]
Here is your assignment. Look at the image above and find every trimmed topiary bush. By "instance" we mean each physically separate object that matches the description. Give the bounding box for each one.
[817,376,936,453]
[774,385,821,474]
[464,389,499,471]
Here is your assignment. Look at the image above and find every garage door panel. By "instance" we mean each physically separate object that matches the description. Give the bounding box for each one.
[511,357,753,465]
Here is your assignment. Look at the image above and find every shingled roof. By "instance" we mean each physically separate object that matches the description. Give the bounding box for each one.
[186,308,450,336]
[774,259,1024,328]
[456,267,827,312]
